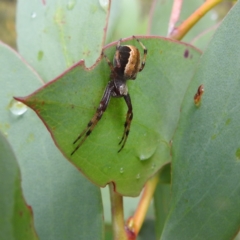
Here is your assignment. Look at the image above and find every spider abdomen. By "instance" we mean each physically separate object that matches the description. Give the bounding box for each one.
[114,45,141,80]
[123,45,140,79]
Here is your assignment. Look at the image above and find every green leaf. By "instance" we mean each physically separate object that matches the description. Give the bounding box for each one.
[18,37,201,196]
[106,0,147,42]
[149,0,174,37]
[0,42,104,240]
[16,0,110,81]
[162,2,240,239]
[0,132,38,240]
[154,183,171,239]
[154,163,171,239]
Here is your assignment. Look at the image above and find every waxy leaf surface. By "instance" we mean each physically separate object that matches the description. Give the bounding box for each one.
[17,0,110,82]
[0,42,104,240]
[162,2,240,239]
[20,37,201,196]
[0,132,38,240]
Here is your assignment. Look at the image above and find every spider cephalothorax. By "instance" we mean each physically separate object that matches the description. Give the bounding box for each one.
[71,36,147,155]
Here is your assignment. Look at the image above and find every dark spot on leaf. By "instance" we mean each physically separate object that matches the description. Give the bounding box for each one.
[184,49,189,58]
[70,104,75,109]
[194,84,204,106]
[19,211,23,217]
[27,205,33,213]
[41,101,45,105]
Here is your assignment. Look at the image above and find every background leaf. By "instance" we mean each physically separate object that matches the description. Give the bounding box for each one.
[153,163,171,239]
[19,37,201,196]
[162,2,240,239]
[106,0,148,42]
[0,42,104,240]
[0,132,38,240]
[150,0,220,50]
[16,0,110,82]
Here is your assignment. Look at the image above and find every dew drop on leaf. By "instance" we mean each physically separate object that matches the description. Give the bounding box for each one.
[138,145,157,161]
[9,99,28,116]
[120,168,124,174]
[31,12,37,19]
[136,132,158,161]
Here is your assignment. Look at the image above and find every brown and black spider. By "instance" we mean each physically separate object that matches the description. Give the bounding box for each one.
[71,36,147,155]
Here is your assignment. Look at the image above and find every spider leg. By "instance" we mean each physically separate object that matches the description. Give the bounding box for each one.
[132,36,147,72]
[102,51,115,72]
[115,38,122,68]
[118,93,133,152]
[71,82,114,155]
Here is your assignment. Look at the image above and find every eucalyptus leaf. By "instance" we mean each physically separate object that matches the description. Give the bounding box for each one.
[162,2,240,239]
[0,42,104,240]
[0,132,38,240]
[16,0,110,81]
[18,37,201,196]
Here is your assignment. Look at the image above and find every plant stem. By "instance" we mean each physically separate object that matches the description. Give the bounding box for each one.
[168,0,183,36]
[170,0,223,40]
[126,175,159,237]
[109,183,127,240]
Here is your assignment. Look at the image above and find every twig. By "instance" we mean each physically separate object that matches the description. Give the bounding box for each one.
[170,0,223,40]
[168,0,183,36]
[125,175,159,238]
[109,183,127,240]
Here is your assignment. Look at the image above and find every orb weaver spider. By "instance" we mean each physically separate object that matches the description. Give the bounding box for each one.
[71,36,147,155]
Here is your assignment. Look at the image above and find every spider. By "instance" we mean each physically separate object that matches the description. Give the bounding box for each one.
[71,36,147,155]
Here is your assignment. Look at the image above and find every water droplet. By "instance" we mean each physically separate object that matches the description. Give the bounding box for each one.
[136,131,158,161]
[67,0,76,10]
[9,99,28,116]
[136,173,140,180]
[211,11,218,21]
[31,12,37,19]
[99,0,109,12]
[151,163,156,169]
[139,145,157,161]
[120,167,124,174]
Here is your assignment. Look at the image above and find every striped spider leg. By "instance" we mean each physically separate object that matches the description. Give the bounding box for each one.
[71,36,147,155]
